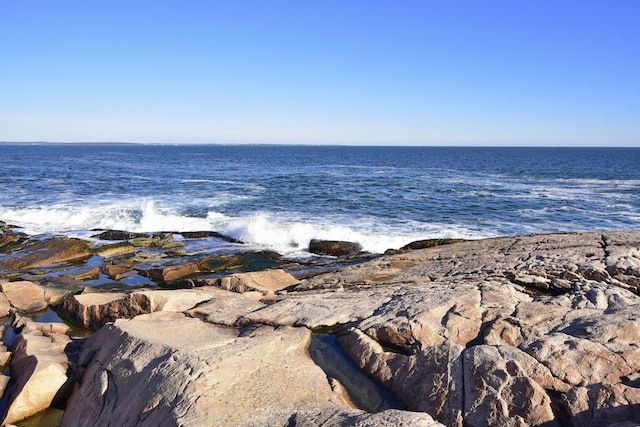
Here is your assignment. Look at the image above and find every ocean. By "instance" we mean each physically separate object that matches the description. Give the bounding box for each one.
[1,144,639,257]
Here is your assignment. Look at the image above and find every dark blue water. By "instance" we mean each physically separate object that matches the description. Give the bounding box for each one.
[1,144,638,254]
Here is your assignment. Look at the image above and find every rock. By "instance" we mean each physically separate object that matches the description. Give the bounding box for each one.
[0,374,9,401]
[186,288,267,326]
[2,324,71,425]
[101,261,133,280]
[289,408,446,426]
[62,313,352,426]
[197,250,284,274]
[0,237,92,271]
[462,345,559,427]
[94,242,135,258]
[58,291,152,330]
[398,238,465,252]
[357,283,482,350]
[309,239,363,257]
[0,342,10,368]
[134,288,218,313]
[241,287,392,329]
[337,327,465,426]
[483,318,524,347]
[521,332,633,387]
[72,266,100,281]
[131,235,185,250]
[13,315,71,336]
[0,222,27,252]
[135,262,199,282]
[90,230,149,240]
[217,269,299,295]
[0,292,12,317]
[0,280,81,313]
[180,230,243,243]
[58,287,219,330]
[565,383,640,425]
[1,228,640,425]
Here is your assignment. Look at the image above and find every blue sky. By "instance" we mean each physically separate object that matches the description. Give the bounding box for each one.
[1,1,639,146]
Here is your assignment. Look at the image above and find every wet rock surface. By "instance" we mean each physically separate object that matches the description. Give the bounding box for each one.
[309,239,363,257]
[1,228,640,425]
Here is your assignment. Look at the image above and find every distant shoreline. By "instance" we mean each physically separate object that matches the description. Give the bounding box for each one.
[0,141,139,146]
[1,141,639,149]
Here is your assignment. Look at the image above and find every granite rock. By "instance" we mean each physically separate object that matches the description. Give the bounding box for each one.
[62,313,355,426]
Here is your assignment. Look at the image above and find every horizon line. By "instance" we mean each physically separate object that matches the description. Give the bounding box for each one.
[1,140,639,149]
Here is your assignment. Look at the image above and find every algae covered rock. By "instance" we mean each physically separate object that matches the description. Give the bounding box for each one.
[309,239,362,257]
[0,237,91,271]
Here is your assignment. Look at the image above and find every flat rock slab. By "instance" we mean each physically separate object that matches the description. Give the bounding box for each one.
[218,269,299,294]
[297,231,640,292]
[0,280,78,313]
[62,313,358,426]
[93,242,135,258]
[241,287,393,329]
[0,238,91,271]
[136,262,200,282]
[186,289,267,326]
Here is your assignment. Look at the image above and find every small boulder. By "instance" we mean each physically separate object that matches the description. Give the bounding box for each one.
[2,323,71,425]
[309,239,362,257]
[58,291,152,330]
[58,288,220,330]
[0,340,11,369]
[72,267,100,281]
[218,269,299,295]
[101,262,133,280]
[136,262,200,282]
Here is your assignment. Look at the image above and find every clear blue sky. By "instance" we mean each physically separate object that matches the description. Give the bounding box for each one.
[1,1,639,146]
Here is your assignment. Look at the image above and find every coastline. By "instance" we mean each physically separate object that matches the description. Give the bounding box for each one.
[1,221,640,425]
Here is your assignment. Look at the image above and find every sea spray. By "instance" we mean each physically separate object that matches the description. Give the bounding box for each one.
[1,144,639,255]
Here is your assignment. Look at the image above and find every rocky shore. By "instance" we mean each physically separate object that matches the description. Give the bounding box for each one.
[1,220,640,426]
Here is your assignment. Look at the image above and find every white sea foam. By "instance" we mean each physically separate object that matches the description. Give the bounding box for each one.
[0,199,214,237]
[2,201,422,254]
[2,145,638,257]
[216,212,486,255]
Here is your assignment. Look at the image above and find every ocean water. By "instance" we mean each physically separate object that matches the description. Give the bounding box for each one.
[1,144,639,256]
